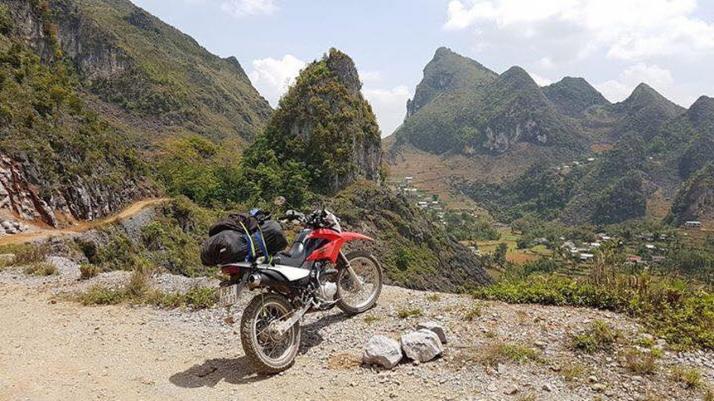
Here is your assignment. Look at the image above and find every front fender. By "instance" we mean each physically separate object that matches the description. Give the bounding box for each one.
[339,231,374,242]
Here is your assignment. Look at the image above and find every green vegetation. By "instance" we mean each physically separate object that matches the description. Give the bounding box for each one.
[397,307,423,319]
[79,263,101,280]
[395,48,583,155]
[473,255,714,349]
[0,4,13,35]
[570,320,619,353]
[443,211,500,241]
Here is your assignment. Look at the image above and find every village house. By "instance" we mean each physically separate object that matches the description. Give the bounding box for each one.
[684,221,703,229]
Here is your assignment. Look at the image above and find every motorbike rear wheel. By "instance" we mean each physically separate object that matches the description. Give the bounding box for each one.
[336,251,383,315]
[240,293,301,374]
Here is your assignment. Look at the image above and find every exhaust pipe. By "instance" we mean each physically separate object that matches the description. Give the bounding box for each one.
[247,273,262,289]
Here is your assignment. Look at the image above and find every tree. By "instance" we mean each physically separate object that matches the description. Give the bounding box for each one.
[495,243,508,267]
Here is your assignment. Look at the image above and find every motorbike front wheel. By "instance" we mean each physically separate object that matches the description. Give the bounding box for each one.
[336,251,383,315]
[240,293,301,374]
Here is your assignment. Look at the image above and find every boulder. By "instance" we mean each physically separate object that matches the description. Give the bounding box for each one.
[400,329,443,362]
[416,321,447,344]
[363,335,403,369]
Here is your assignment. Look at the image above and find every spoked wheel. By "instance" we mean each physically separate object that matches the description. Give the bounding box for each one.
[336,251,383,315]
[240,293,301,374]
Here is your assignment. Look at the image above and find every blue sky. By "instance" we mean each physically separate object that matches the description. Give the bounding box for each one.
[132,0,714,136]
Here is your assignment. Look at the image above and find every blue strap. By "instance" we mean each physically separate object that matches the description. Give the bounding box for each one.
[254,228,272,263]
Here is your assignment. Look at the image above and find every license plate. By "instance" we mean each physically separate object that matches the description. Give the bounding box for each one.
[219,284,239,306]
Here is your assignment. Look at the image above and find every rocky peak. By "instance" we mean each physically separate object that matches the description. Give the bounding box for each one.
[687,95,714,132]
[325,48,361,94]
[498,66,539,89]
[406,47,497,118]
[255,48,382,193]
[543,76,610,116]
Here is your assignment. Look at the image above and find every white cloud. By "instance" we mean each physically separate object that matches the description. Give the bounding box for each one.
[444,0,714,61]
[363,86,412,137]
[221,0,277,17]
[248,55,306,106]
[596,63,674,102]
[360,70,383,84]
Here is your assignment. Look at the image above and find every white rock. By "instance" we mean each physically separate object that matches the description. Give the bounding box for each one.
[416,321,447,344]
[363,335,403,369]
[400,329,443,363]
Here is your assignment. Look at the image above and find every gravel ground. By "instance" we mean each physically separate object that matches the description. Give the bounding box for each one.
[1,265,712,401]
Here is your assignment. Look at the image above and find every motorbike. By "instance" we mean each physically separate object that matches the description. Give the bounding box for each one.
[217,208,383,374]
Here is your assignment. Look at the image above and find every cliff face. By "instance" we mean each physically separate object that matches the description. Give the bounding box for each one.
[0,0,273,229]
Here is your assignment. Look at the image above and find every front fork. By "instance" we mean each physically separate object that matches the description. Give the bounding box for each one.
[338,251,363,291]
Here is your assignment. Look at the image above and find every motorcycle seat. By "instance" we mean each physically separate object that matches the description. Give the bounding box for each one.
[275,242,306,267]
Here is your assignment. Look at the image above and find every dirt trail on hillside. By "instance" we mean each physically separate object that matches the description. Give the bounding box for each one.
[0,198,169,246]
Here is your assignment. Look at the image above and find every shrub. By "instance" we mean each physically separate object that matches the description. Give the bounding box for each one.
[9,243,48,266]
[671,366,703,389]
[623,348,657,375]
[570,320,619,353]
[79,263,101,280]
[23,262,57,276]
[397,307,423,319]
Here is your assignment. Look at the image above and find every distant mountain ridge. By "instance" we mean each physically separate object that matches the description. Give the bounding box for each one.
[389,47,712,226]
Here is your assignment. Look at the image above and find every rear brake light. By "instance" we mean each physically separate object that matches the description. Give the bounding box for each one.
[221,265,241,275]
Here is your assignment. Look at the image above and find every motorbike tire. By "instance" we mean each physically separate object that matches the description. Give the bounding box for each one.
[240,293,301,374]
[336,251,383,315]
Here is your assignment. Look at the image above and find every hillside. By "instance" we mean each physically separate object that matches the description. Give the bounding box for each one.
[3,0,271,142]
[667,164,714,225]
[0,0,271,228]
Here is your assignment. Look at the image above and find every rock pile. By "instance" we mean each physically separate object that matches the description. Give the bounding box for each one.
[362,322,446,369]
[0,219,29,236]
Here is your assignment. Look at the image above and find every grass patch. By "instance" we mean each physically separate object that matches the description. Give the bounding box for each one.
[364,315,381,325]
[79,263,101,280]
[0,243,47,266]
[463,304,482,321]
[457,341,543,367]
[397,307,423,319]
[560,362,586,381]
[623,348,658,375]
[705,388,714,401]
[23,262,57,276]
[76,269,216,309]
[671,366,703,389]
[426,293,441,302]
[570,320,619,353]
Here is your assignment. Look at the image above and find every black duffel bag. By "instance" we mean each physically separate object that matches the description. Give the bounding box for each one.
[200,220,288,266]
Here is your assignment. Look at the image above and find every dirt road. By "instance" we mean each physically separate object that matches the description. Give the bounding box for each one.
[0,198,169,246]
